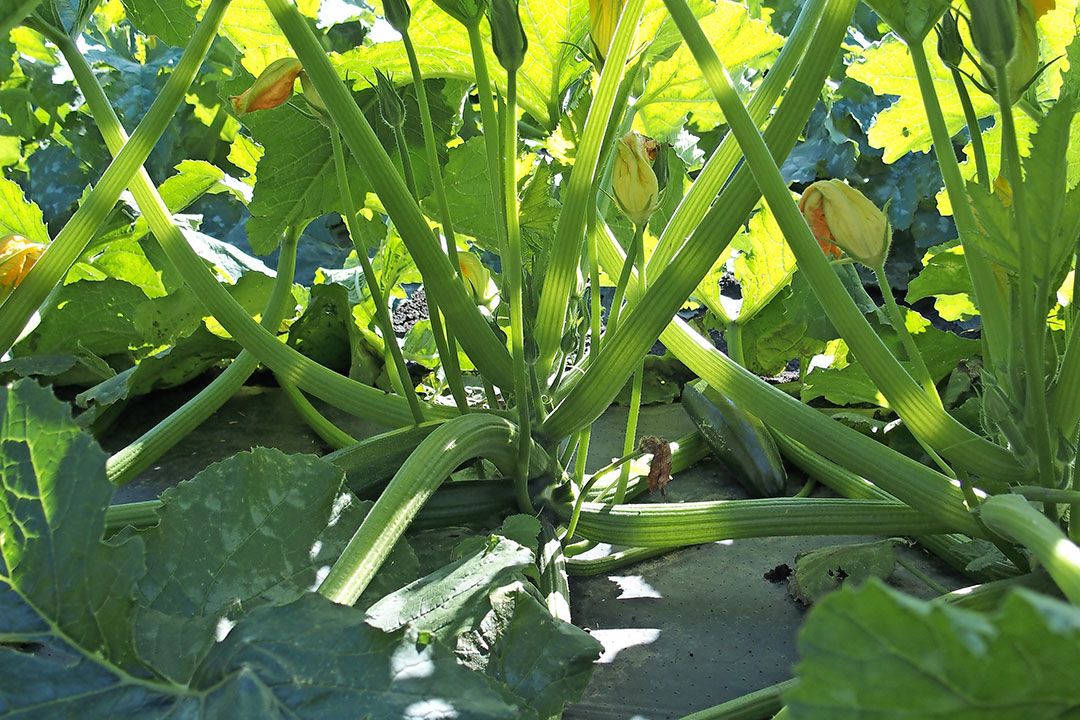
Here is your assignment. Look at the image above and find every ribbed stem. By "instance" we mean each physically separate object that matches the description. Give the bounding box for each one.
[994,62,1055,489]
[543,0,852,440]
[501,73,534,514]
[874,263,940,403]
[951,68,991,187]
[647,0,829,275]
[318,414,546,605]
[279,382,357,449]
[680,679,795,720]
[566,546,673,576]
[908,41,1010,375]
[572,498,954,547]
[981,495,1080,604]
[604,223,644,339]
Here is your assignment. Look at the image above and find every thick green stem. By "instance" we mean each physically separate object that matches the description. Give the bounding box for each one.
[318,414,546,605]
[775,432,1019,579]
[401,31,470,412]
[994,63,1055,489]
[680,679,796,720]
[613,227,647,504]
[659,0,1017,479]
[951,68,991,187]
[566,546,673,576]
[466,22,508,250]
[571,498,954,548]
[279,382,358,449]
[908,41,1011,375]
[534,0,645,374]
[391,124,419,197]
[0,1,230,355]
[502,73,534,514]
[331,130,425,422]
[874,263,940,403]
[265,0,514,388]
[542,0,846,439]
[107,230,300,484]
[604,223,644,338]
[981,495,1080,604]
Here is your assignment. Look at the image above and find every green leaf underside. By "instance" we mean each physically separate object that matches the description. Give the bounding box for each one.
[788,581,1080,719]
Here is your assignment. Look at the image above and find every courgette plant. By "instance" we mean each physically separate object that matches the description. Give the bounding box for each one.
[3,0,1080,717]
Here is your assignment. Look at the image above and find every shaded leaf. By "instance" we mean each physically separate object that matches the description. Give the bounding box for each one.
[787,539,899,605]
[0,380,143,664]
[787,582,1080,719]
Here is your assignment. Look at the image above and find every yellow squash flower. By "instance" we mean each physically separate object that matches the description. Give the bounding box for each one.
[230,58,304,115]
[798,180,890,267]
[613,131,659,226]
[0,234,46,290]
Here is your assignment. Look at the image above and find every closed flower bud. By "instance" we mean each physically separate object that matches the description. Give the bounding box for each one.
[589,0,624,64]
[298,71,328,115]
[383,0,411,33]
[489,0,527,72]
[459,252,498,308]
[0,234,46,291]
[935,10,964,70]
[798,180,890,267]
[1004,0,1042,101]
[969,0,1018,69]
[612,131,659,226]
[231,58,303,115]
[373,68,406,129]
[432,0,486,27]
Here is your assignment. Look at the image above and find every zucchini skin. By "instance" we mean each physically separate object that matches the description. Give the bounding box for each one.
[682,381,787,497]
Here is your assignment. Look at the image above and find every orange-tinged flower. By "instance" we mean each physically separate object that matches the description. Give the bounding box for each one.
[230,58,304,115]
[798,180,890,267]
[0,234,46,290]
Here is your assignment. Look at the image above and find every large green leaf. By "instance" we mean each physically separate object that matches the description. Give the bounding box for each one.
[211,0,320,75]
[366,535,534,639]
[848,35,997,164]
[0,380,143,664]
[466,587,603,719]
[119,0,199,47]
[193,593,537,719]
[906,242,979,321]
[635,0,782,140]
[801,308,977,407]
[0,175,50,244]
[244,103,369,254]
[787,581,1080,719]
[0,382,538,718]
[134,447,346,681]
[861,0,949,43]
[13,278,208,367]
[733,201,797,322]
